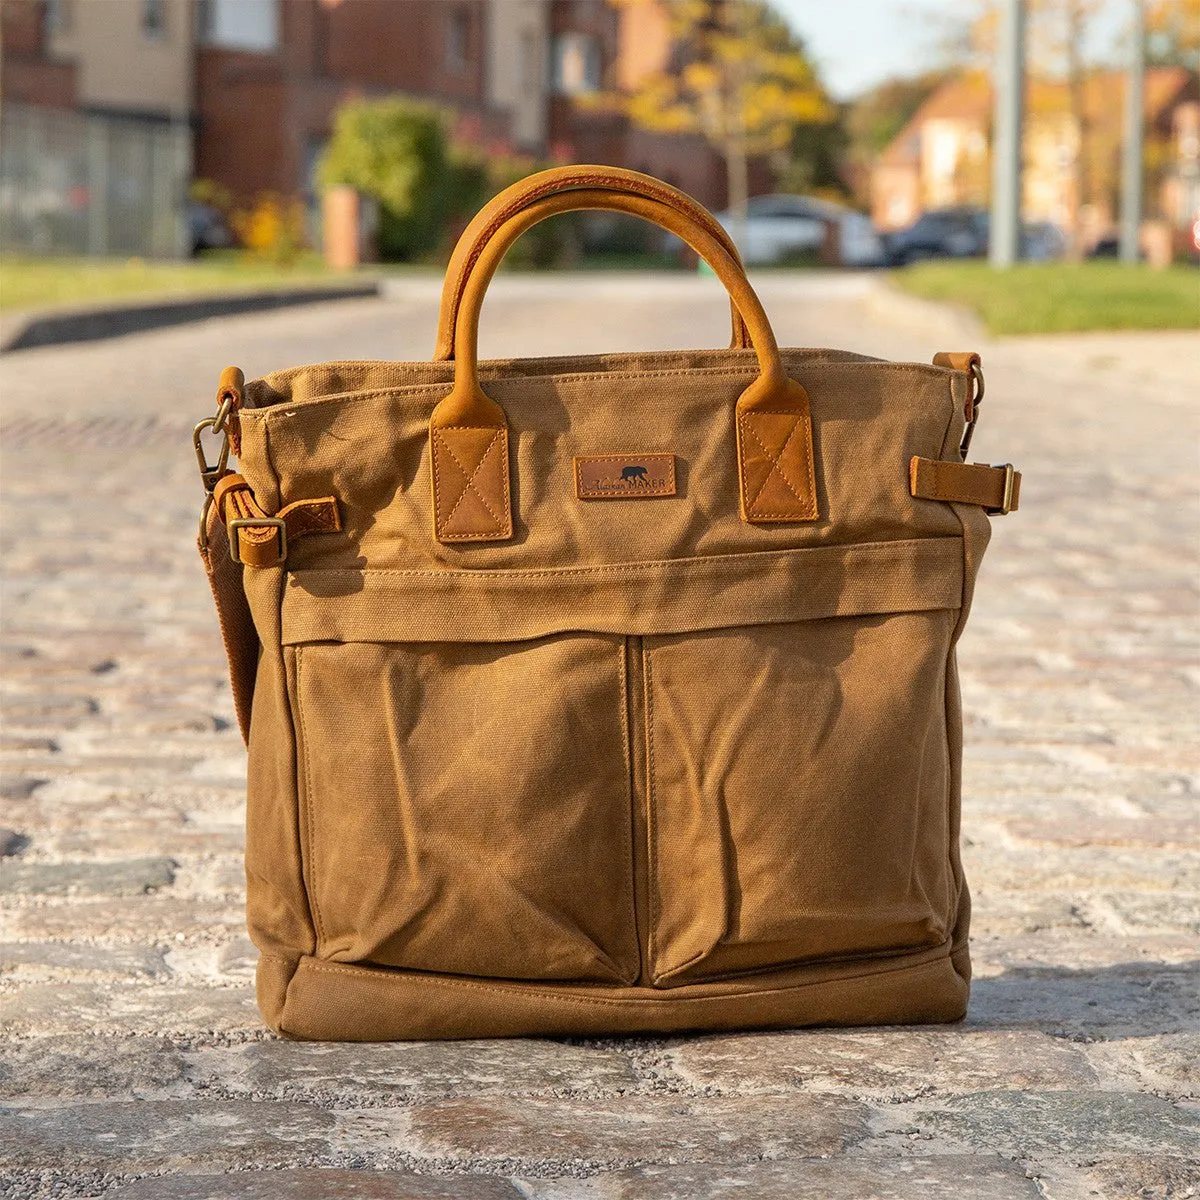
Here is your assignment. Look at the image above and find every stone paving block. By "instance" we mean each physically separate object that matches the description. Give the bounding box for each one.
[965,845,1200,894]
[0,694,98,728]
[0,735,59,753]
[5,895,243,940]
[0,940,169,977]
[967,892,1087,937]
[0,982,259,1036]
[0,776,45,801]
[1003,815,1200,850]
[1077,1155,1200,1199]
[105,1170,524,1199]
[661,1029,1097,1098]
[0,857,176,896]
[0,1100,346,1172]
[42,826,247,857]
[216,936,258,978]
[1103,891,1200,934]
[875,1090,1200,1160]
[971,928,1200,972]
[0,1035,187,1099]
[405,1095,866,1167]
[967,962,1200,1037]
[0,828,27,856]
[522,1155,1043,1199]
[187,1038,640,1104]
[1085,1033,1200,1099]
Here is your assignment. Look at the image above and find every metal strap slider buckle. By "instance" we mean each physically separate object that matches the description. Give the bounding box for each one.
[227,517,287,564]
[985,463,1016,515]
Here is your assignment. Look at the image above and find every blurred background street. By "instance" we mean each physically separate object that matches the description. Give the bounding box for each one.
[1,0,1198,1197]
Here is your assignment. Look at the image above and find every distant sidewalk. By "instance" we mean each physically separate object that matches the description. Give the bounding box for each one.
[0,281,381,355]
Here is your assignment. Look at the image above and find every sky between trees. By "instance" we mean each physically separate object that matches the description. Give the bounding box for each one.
[783,0,1134,100]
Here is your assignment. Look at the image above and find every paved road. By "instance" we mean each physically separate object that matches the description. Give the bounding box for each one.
[1,274,1198,1200]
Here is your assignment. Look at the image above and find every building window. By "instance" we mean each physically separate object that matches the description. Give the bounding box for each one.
[446,8,471,74]
[142,0,167,39]
[197,0,279,52]
[553,33,601,96]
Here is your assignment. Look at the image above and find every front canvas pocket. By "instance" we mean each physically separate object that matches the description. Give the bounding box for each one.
[644,610,956,984]
[291,634,639,983]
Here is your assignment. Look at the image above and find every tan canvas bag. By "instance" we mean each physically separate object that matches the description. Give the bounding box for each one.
[194,167,1021,1041]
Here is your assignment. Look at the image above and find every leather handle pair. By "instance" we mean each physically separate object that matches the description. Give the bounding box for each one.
[433,165,752,361]
[428,169,818,544]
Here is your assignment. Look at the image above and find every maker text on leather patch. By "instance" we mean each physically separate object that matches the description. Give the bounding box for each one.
[574,454,676,500]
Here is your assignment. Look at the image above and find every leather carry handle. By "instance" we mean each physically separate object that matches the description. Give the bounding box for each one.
[428,185,818,543]
[433,165,752,361]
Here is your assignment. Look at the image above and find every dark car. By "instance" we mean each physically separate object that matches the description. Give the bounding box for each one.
[188,201,235,256]
[885,207,989,266]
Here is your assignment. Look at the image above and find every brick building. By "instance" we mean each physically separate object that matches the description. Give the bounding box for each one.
[0,0,747,252]
[871,66,1200,245]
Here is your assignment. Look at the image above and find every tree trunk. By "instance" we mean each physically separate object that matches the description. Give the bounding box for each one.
[724,0,750,258]
[1066,0,1090,259]
[727,128,749,257]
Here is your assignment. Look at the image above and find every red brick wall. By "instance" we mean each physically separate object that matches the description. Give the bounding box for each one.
[323,0,487,105]
[193,0,504,203]
[0,0,77,108]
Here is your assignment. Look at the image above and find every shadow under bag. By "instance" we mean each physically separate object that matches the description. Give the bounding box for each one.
[194,166,1022,1040]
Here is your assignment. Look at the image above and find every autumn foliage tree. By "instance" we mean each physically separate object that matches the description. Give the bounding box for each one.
[600,0,831,245]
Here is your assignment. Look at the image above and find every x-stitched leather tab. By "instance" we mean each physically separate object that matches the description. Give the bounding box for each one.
[737,410,819,522]
[431,425,513,542]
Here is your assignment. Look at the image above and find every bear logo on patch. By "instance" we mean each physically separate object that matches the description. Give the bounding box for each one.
[621,465,649,485]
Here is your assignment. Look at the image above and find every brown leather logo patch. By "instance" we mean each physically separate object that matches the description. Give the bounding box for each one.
[574,453,676,500]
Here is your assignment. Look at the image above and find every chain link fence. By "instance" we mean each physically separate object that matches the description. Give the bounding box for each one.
[0,103,190,259]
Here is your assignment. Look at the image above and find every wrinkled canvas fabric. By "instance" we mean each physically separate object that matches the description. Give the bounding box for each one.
[199,168,1014,1041]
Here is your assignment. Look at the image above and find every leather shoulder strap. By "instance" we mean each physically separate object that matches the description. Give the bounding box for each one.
[199,509,258,745]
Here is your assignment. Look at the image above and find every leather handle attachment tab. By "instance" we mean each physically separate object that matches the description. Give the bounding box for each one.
[428,180,818,544]
[434,165,752,362]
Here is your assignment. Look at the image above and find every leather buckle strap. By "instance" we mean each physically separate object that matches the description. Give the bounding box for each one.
[212,473,341,566]
[228,516,286,565]
[909,457,1021,515]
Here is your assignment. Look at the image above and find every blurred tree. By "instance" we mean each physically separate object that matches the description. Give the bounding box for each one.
[600,0,831,244]
[840,70,952,207]
[319,98,478,262]
[1146,0,1200,65]
[775,110,849,203]
[846,72,953,157]
[1053,0,1106,257]
[319,97,570,264]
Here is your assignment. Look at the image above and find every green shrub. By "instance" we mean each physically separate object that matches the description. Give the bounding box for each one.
[319,98,463,262]
[319,96,576,266]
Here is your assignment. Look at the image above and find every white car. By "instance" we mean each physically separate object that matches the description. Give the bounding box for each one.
[714,193,886,268]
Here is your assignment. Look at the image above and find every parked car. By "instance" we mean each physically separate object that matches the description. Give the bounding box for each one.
[884,207,989,266]
[710,194,886,268]
[1022,220,1068,261]
[188,201,235,256]
[886,209,1069,265]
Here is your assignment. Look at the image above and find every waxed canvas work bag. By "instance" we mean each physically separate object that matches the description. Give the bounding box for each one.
[195,166,1022,1041]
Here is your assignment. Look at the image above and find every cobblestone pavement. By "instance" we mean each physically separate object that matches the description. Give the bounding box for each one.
[1,274,1197,1200]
